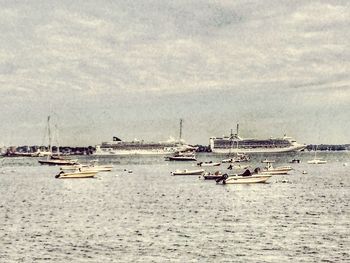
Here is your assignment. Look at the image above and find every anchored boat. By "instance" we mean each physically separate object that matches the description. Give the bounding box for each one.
[216,168,272,184]
[55,170,97,179]
[171,169,204,176]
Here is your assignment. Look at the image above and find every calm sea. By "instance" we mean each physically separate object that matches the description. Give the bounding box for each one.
[0,152,349,262]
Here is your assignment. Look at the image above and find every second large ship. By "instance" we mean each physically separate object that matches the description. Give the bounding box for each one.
[94,136,193,155]
[94,120,195,155]
[210,124,306,154]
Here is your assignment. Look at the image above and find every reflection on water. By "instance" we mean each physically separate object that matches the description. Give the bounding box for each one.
[0,152,349,262]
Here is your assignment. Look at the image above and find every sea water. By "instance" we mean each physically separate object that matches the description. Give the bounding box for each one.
[0,152,349,262]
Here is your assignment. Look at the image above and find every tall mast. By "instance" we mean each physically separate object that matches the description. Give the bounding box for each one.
[179,119,183,140]
[236,123,239,137]
[47,115,52,153]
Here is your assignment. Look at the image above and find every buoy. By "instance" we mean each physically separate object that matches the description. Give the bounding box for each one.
[128,170,133,173]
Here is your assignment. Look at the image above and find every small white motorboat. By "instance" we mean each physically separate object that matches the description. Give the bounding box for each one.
[202,171,222,180]
[55,170,97,179]
[262,162,292,175]
[61,164,113,172]
[307,159,327,164]
[197,161,221,167]
[171,169,205,176]
[39,158,79,166]
[216,168,272,184]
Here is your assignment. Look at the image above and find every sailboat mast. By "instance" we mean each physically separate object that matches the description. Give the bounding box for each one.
[179,119,183,140]
[47,116,52,153]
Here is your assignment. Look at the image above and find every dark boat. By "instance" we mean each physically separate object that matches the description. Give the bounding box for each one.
[165,155,196,161]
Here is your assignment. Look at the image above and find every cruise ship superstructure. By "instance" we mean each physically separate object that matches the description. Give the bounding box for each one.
[210,125,306,154]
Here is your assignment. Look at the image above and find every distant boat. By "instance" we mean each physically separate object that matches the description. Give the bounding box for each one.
[307,146,327,164]
[216,168,272,184]
[55,170,97,179]
[167,156,196,161]
[60,163,113,172]
[165,149,196,161]
[171,169,204,176]
[203,171,223,180]
[39,159,78,166]
[38,116,78,166]
[262,161,292,175]
[307,159,327,164]
[197,161,221,167]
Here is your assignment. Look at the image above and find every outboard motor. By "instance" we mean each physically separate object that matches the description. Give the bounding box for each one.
[216,173,228,183]
[55,171,64,179]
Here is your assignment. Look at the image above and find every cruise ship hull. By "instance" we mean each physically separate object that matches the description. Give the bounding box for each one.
[211,144,306,154]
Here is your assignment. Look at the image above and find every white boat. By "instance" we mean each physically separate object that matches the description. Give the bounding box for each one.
[307,145,327,164]
[262,161,292,175]
[260,169,289,175]
[171,169,204,176]
[221,174,272,184]
[55,170,97,179]
[39,158,79,166]
[197,161,221,167]
[60,164,113,172]
[216,169,272,184]
[307,159,327,164]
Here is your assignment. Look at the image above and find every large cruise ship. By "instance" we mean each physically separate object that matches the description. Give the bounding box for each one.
[94,136,193,155]
[210,125,306,154]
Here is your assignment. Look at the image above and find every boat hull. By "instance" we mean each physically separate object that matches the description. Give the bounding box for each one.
[261,170,289,175]
[39,159,78,165]
[171,169,204,176]
[198,162,220,167]
[211,144,306,154]
[166,156,196,161]
[56,171,97,179]
[223,175,272,184]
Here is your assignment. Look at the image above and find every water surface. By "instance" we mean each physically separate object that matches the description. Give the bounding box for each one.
[0,152,349,262]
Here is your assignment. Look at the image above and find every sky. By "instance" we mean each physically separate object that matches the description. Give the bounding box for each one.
[0,0,349,146]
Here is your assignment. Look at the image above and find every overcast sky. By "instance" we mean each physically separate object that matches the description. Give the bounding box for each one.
[0,0,349,146]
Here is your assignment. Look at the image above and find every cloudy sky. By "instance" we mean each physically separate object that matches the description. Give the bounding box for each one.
[0,0,349,146]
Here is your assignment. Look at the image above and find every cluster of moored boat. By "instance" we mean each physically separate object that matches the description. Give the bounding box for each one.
[37,155,113,179]
[171,158,298,185]
[55,163,113,179]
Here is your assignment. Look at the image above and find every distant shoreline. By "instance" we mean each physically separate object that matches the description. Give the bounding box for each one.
[1,144,349,156]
